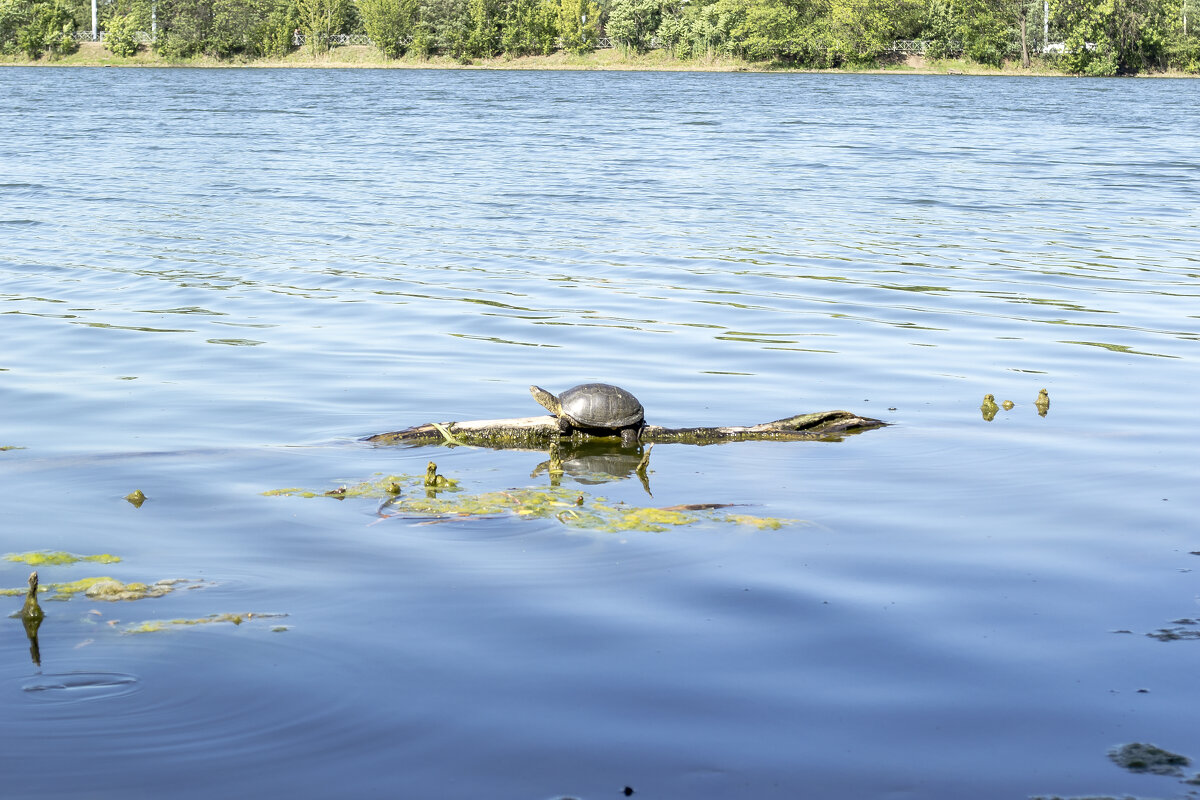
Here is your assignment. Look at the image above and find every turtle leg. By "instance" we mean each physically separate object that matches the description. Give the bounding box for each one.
[620,426,640,447]
[556,418,572,437]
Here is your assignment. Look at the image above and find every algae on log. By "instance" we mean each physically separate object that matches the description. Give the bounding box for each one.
[365,410,886,448]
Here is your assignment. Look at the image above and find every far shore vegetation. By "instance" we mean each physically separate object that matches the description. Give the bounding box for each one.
[2,0,1198,75]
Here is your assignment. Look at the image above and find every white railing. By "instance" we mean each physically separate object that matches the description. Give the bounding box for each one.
[291,33,374,47]
[69,31,154,43]
[889,39,928,54]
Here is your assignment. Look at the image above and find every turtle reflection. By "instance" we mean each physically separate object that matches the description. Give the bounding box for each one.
[532,441,651,493]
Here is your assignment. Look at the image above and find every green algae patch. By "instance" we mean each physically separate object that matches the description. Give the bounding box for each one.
[389,488,792,532]
[262,487,321,498]
[723,513,789,530]
[1,445,25,451]
[262,472,453,500]
[37,577,198,601]
[266,471,794,533]
[123,611,288,634]
[5,551,122,567]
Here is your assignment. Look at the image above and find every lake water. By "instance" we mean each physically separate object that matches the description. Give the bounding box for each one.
[2,66,1199,799]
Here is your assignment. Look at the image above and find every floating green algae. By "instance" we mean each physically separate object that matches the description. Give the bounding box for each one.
[266,472,792,533]
[124,612,288,634]
[263,471,461,500]
[48,577,187,601]
[5,551,122,567]
[2,576,200,601]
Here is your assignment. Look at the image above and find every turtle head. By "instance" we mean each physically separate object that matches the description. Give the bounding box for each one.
[529,385,561,416]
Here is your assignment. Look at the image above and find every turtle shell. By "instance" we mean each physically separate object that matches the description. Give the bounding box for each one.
[558,383,644,429]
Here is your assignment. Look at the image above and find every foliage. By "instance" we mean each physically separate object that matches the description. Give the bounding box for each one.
[1,0,77,57]
[557,0,600,52]
[821,0,916,66]
[104,11,141,55]
[960,0,1017,66]
[464,0,502,56]
[295,0,348,52]
[501,0,558,55]
[420,0,469,55]
[1051,0,1169,72]
[359,0,420,56]
[1,0,1195,71]
[254,0,299,56]
[607,0,661,53]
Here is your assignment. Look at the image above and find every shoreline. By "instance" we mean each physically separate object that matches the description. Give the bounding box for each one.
[3,42,1195,77]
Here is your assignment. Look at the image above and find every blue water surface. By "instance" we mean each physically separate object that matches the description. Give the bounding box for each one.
[2,66,1199,799]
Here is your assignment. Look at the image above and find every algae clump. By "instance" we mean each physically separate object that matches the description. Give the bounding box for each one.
[124,612,287,634]
[5,551,122,567]
[42,577,192,601]
[267,472,793,533]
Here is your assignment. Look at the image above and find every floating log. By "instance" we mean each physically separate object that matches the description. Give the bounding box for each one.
[365,410,886,448]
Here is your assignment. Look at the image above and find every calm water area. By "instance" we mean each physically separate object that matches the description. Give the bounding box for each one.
[2,66,1199,798]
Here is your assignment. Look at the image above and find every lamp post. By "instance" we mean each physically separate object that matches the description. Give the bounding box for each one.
[91,0,97,40]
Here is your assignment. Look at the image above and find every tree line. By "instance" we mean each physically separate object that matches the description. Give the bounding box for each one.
[2,0,1197,73]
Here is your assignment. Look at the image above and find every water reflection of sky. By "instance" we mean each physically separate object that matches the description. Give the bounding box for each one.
[2,68,1199,799]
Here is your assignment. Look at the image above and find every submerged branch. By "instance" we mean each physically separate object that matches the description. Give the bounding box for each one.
[364,410,886,448]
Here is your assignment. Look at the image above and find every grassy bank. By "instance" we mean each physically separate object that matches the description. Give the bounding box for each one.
[2,41,1193,75]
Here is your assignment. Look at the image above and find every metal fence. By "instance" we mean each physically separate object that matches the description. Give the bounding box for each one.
[69,31,154,43]
[291,33,374,47]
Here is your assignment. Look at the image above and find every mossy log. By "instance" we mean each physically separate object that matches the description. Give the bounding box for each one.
[365,410,886,448]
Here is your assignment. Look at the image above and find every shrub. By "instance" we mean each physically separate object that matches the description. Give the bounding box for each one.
[104,12,140,56]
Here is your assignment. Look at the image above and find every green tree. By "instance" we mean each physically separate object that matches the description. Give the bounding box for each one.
[557,0,599,52]
[250,0,299,56]
[1052,0,1166,72]
[360,0,420,56]
[724,0,809,62]
[154,0,212,57]
[819,0,913,65]
[11,0,78,57]
[295,0,347,52]
[922,0,1015,65]
[104,11,141,54]
[464,0,502,56]
[1,0,33,54]
[655,8,692,55]
[678,0,738,57]
[209,0,259,55]
[960,0,1016,65]
[1161,0,1198,68]
[606,0,660,52]
[420,0,470,54]
[501,0,557,54]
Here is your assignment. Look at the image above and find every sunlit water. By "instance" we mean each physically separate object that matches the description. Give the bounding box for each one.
[2,67,1199,799]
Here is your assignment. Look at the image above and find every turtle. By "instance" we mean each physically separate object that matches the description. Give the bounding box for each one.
[529,383,645,446]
